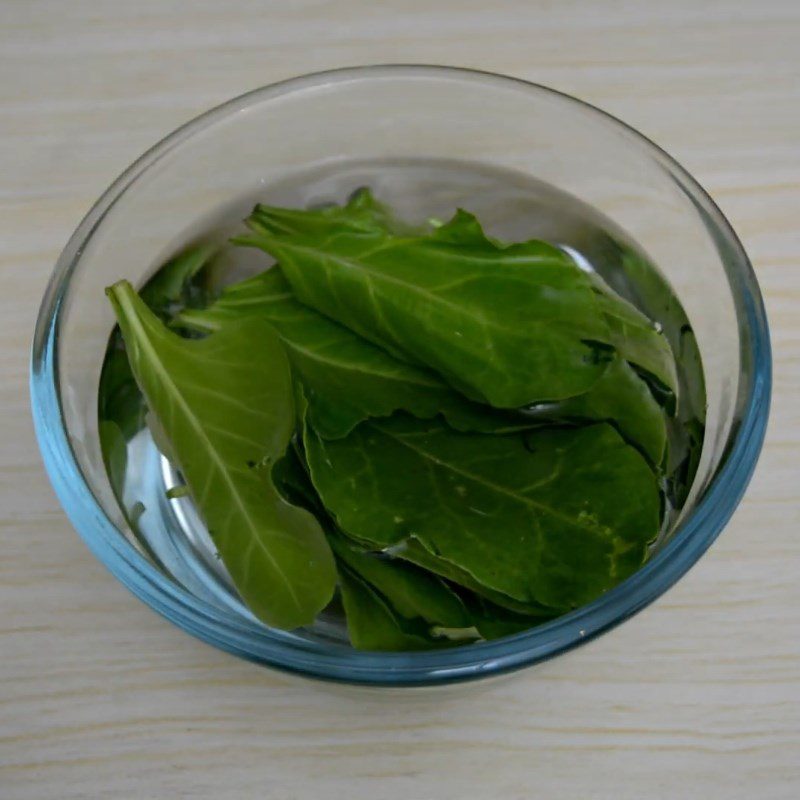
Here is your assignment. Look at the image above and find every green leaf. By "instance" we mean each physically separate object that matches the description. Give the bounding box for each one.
[238,200,617,407]
[99,244,219,450]
[335,542,545,646]
[139,243,219,318]
[331,532,552,641]
[176,268,533,438]
[665,417,705,507]
[271,439,325,515]
[615,245,704,420]
[254,187,417,237]
[227,196,672,457]
[99,244,225,568]
[393,536,558,617]
[98,335,147,441]
[272,448,481,646]
[522,355,667,465]
[463,594,551,640]
[105,280,336,629]
[99,420,128,500]
[329,531,473,630]
[589,274,678,405]
[190,270,665,461]
[338,566,443,651]
[662,323,706,505]
[305,415,660,611]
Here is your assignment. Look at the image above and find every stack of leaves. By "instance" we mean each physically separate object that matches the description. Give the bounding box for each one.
[104,189,678,650]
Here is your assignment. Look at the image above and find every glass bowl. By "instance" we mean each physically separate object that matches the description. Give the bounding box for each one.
[30,66,771,686]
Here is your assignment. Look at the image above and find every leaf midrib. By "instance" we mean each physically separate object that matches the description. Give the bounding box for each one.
[283,338,444,389]
[272,241,570,342]
[185,302,446,390]
[119,295,302,610]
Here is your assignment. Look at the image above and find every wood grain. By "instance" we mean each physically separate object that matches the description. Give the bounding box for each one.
[1,1,798,798]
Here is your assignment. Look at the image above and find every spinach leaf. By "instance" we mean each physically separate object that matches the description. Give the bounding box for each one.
[589,273,678,405]
[98,420,128,502]
[271,438,325,515]
[336,541,547,645]
[463,594,552,639]
[522,355,667,465]
[139,242,219,317]
[338,566,444,651]
[329,531,473,631]
[305,414,660,611]
[99,245,223,567]
[394,536,559,617]
[98,341,146,442]
[99,244,219,442]
[224,197,672,458]
[662,321,706,505]
[106,280,336,629]
[251,186,417,238]
[272,447,481,643]
[615,246,705,421]
[237,199,617,407]
[175,268,533,438]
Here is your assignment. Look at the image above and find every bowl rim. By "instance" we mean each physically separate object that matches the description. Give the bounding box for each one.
[30,64,772,686]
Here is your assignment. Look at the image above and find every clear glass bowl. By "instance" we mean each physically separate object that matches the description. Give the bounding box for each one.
[31,66,770,686]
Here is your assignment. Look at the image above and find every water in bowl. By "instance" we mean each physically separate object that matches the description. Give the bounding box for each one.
[97,158,706,644]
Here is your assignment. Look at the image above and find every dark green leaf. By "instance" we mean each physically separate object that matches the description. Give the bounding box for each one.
[615,245,704,421]
[271,439,325,514]
[338,566,443,651]
[329,531,473,630]
[139,243,219,318]
[273,448,480,646]
[522,355,667,465]
[238,198,617,407]
[176,268,532,438]
[106,280,336,629]
[463,594,551,640]
[98,335,147,439]
[335,538,546,645]
[305,415,660,610]
[665,417,705,507]
[98,420,127,501]
[394,536,558,616]
[589,273,678,404]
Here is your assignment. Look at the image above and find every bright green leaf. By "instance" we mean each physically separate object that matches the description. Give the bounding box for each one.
[105,280,336,629]
[238,198,617,407]
[305,415,660,611]
[176,268,533,438]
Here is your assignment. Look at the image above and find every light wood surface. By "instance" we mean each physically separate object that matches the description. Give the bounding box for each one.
[1,2,798,798]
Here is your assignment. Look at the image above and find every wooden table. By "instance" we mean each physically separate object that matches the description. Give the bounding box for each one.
[2,2,798,797]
